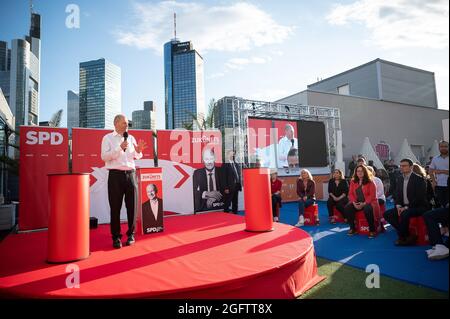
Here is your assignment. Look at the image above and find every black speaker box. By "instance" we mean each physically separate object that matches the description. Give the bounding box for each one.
[90,217,98,229]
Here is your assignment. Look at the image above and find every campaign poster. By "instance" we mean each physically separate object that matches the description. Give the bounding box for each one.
[157,130,223,214]
[139,167,163,234]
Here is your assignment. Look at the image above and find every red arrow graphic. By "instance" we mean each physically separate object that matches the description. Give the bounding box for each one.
[174,165,190,188]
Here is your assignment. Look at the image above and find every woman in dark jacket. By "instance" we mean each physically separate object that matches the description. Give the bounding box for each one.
[295,169,316,226]
[327,169,349,224]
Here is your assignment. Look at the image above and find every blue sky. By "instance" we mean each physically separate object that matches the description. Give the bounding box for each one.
[0,0,448,128]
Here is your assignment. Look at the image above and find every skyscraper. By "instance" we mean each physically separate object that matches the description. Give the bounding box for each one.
[0,12,41,127]
[67,90,79,136]
[132,101,156,130]
[79,59,121,129]
[164,39,205,129]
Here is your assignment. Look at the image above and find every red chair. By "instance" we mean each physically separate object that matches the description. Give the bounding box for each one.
[355,211,382,236]
[304,204,319,225]
[409,216,430,246]
[332,207,346,223]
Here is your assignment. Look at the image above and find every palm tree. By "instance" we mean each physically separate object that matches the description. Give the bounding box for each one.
[48,109,63,127]
[182,99,216,130]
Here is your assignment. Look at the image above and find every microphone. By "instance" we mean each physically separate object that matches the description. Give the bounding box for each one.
[123,131,128,151]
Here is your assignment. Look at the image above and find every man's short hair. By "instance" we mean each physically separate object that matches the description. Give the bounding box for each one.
[114,114,125,125]
[285,124,294,132]
[439,140,449,147]
[287,148,298,157]
[400,158,413,166]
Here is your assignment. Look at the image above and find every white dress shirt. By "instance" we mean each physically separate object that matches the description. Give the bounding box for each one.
[373,177,386,202]
[150,199,159,220]
[101,131,143,170]
[278,136,298,167]
[397,172,412,208]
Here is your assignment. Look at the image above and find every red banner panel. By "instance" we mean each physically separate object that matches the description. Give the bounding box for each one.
[71,128,155,224]
[19,126,69,231]
[156,130,222,214]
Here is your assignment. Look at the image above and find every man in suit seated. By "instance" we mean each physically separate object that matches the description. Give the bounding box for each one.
[384,158,428,246]
[142,183,164,233]
[193,148,225,213]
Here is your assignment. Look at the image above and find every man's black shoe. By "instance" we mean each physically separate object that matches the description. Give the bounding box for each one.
[126,235,135,246]
[113,238,122,249]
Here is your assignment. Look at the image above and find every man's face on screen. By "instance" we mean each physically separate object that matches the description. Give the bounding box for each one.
[147,185,157,200]
[285,127,294,139]
[203,151,216,171]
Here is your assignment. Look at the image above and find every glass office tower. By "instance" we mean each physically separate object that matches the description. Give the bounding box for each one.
[132,101,155,130]
[67,90,79,136]
[0,13,41,127]
[79,58,121,129]
[164,40,205,129]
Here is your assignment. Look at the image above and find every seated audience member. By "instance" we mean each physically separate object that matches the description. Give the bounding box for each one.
[271,171,283,222]
[327,169,349,224]
[367,166,386,206]
[344,164,380,238]
[423,206,449,260]
[413,163,436,209]
[295,169,316,227]
[383,158,428,246]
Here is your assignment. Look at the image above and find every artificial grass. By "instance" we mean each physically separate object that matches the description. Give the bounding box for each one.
[301,257,448,299]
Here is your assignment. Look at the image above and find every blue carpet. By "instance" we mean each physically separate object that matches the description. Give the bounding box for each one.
[240,201,449,292]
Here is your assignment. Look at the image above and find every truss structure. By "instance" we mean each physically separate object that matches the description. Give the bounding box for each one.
[224,97,341,167]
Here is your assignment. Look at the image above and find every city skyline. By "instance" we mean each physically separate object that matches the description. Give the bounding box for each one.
[0,11,41,128]
[0,0,448,130]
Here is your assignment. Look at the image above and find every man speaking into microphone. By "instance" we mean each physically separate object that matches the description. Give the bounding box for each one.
[101,114,147,249]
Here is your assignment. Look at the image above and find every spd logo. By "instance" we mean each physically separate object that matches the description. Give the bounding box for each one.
[25,131,64,145]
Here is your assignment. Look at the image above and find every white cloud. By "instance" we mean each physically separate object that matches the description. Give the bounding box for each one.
[206,55,273,79]
[225,56,272,70]
[116,1,293,54]
[207,72,226,79]
[250,89,290,102]
[326,0,449,49]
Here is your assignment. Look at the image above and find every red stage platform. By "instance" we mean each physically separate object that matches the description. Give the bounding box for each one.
[0,213,323,299]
